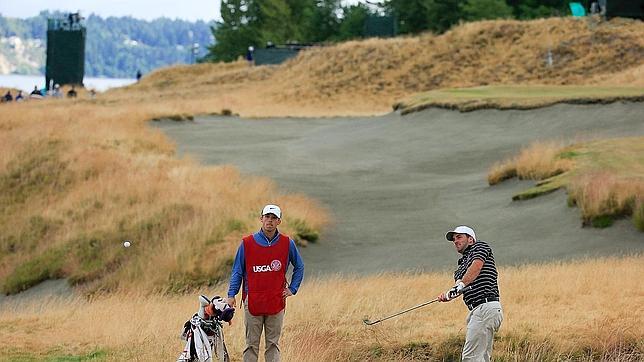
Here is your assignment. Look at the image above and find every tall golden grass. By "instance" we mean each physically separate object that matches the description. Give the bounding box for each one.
[488,140,574,185]
[569,172,644,228]
[0,16,640,296]
[0,99,328,295]
[0,256,641,361]
[488,138,644,229]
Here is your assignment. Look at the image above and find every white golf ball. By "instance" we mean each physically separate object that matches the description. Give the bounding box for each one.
[123,241,131,248]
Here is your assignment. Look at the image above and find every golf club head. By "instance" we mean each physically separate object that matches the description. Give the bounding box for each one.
[362,316,378,326]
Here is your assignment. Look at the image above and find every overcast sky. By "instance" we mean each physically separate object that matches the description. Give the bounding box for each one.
[0,0,381,22]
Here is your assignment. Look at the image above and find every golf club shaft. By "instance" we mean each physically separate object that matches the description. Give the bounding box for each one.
[365,286,472,325]
[370,299,438,324]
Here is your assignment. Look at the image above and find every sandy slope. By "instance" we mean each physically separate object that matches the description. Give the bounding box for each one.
[155,102,644,276]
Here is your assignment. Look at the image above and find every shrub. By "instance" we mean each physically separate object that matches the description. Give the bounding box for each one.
[289,218,319,245]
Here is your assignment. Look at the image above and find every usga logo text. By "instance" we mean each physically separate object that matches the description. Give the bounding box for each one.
[253,260,282,273]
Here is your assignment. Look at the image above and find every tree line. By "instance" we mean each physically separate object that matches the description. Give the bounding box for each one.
[0,12,213,78]
[207,0,578,62]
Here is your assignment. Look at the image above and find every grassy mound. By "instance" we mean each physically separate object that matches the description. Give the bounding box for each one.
[107,17,644,117]
[0,100,327,296]
[488,137,644,230]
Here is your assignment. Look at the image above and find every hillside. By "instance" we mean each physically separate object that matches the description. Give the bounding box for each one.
[1,15,643,361]
[115,16,644,117]
[1,16,643,296]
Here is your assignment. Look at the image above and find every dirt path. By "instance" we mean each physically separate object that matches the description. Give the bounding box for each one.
[155,102,644,276]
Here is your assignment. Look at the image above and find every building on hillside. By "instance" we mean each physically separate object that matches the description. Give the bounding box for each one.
[604,0,644,19]
[590,0,644,19]
[46,13,86,90]
[363,15,397,38]
[253,43,316,66]
[253,14,397,67]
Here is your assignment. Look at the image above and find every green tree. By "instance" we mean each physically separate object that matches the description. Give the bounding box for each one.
[306,0,341,42]
[258,0,299,43]
[208,0,260,61]
[384,0,464,34]
[384,0,430,34]
[207,0,343,61]
[505,0,568,19]
[461,0,513,21]
[426,0,466,33]
[336,4,371,40]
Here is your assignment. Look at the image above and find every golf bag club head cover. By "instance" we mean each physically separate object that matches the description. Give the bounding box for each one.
[211,295,236,322]
[198,295,211,318]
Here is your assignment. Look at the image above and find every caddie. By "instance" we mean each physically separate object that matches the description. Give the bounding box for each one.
[226,204,304,362]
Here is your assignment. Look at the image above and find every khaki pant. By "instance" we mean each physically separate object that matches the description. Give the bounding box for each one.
[243,303,285,362]
[462,301,503,362]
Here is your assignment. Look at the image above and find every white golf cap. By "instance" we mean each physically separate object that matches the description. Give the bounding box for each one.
[261,204,281,218]
[445,225,476,242]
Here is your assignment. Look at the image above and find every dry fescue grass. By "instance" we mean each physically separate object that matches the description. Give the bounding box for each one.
[0,256,641,361]
[488,137,644,228]
[103,17,644,117]
[488,140,574,185]
[569,172,644,229]
[0,99,328,295]
[589,63,644,87]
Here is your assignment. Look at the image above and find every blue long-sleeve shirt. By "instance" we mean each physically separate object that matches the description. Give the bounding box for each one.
[227,229,305,299]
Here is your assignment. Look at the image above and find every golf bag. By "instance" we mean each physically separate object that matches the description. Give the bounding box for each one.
[177,295,235,362]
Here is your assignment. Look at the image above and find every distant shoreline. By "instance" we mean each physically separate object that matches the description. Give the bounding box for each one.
[0,74,136,92]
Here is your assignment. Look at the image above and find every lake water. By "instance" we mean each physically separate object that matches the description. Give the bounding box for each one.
[0,74,136,92]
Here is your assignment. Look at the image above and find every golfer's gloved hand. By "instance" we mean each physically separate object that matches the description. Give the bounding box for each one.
[445,281,466,301]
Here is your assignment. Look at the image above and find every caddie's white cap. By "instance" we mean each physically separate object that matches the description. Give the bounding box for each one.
[445,225,476,242]
[261,204,281,219]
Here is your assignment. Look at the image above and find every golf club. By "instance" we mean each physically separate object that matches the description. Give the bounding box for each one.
[362,286,471,326]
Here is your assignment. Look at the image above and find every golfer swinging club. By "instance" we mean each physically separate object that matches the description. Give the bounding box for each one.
[438,225,503,362]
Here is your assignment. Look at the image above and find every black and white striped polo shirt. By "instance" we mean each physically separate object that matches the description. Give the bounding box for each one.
[454,240,500,308]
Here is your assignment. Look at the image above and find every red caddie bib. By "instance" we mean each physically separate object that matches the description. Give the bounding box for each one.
[243,233,290,316]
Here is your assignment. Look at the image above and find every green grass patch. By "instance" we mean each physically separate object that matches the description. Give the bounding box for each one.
[2,247,67,295]
[394,85,644,114]
[558,150,580,159]
[512,173,568,201]
[633,202,644,231]
[590,215,614,228]
[1,348,108,361]
[288,218,320,245]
